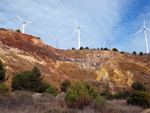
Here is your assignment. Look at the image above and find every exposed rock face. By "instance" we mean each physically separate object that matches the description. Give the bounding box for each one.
[0,28,150,93]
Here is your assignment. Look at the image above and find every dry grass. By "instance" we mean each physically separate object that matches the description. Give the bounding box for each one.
[0,91,145,113]
[105,99,143,113]
[0,91,96,113]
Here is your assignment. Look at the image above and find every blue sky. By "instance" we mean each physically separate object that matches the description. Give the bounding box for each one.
[0,0,150,53]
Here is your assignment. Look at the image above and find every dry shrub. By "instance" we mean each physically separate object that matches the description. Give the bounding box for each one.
[94,96,107,112]
[105,99,143,113]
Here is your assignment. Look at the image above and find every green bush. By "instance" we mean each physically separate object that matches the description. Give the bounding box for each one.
[0,60,6,83]
[132,82,146,91]
[12,66,49,92]
[112,48,118,52]
[133,51,137,55]
[60,79,71,92]
[127,91,150,108]
[16,29,21,32]
[79,47,84,50]
[85,47,89,49]
[65,82,98,109]
[120,51,125,54]
[0,83,9,96]
[113,91,131,99]
[103,47,109,50]
[100,89,113,100]
[72,47,76,50]
[139,52,143,56]
[45,85,58,96]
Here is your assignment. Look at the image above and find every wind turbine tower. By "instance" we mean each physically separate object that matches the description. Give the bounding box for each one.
[136,20,150,54]
[72,20,88,50]
[18,16,32,34]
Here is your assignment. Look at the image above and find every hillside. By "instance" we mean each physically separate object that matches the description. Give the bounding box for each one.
[0,28,150,93]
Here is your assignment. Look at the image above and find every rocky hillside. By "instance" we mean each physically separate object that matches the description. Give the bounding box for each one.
[0,28,150,93]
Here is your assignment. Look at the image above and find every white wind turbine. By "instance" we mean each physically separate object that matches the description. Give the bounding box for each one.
[135,20,150,54]
[18,16,32,34]
[72,20,88,50]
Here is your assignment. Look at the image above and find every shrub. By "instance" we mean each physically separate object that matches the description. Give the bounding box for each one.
[16,29,21,32]
[94,96,107,112]
[100,89,113,100]
[72,47,76,50]
[101,47,103,50]
[133,51,136,55]
[131,82,146,91]
[127,91,150,108]
[103,47,109,50]
[113,91,131,99]
[112,48,118,52]
[65,82,98,109]
[0,83,9,96]
[120,51,125,54]
[12,66,49,92]
[60,79,71,92]
[79,47,84,50]
[85,47,89,49]
[139,52,143,56]
[45,85,58,96]
[0,60,6,83]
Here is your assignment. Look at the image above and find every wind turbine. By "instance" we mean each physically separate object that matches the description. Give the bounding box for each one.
[18,16,32,34]
[72,20,88,50]
[135,20,150,54]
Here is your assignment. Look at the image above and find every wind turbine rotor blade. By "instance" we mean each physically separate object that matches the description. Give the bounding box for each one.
[146,29,150,32]
[144,20,145,28]
[79,26,88,27]
[72,28,78,35]
[135,29,143,34]
[75,20,78,26]
[25,22,32,24]
[18,16,23,22]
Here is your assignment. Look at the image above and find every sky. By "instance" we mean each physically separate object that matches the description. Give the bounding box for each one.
[0,0,150,53]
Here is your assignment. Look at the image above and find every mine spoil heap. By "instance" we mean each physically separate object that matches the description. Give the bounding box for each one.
[0,28,150,93]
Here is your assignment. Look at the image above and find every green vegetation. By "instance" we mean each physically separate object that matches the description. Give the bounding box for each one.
[113,91,131,99]
[127,82,150,108]
[60,79,71,92]
[45,85,58,96]
[16,29,21,32]
[65,81,98,109]
[0,60,6,83]
[100,89,113,100]
[0,60,9,96]
[85,47,89,49]
[127,91,150,108]
[94,96,107,112]
[120,51,125,54]
[12,66,49,93]
[79,47,84,50]
[139,52,143,56]
[0,83,9,96]
[72,47,76,50]
[132,82,146,91]
[133,51,137,55]
[112,48,118,52]
[103,47,109,50]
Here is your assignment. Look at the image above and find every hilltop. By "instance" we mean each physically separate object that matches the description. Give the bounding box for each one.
[0,28,150,93]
